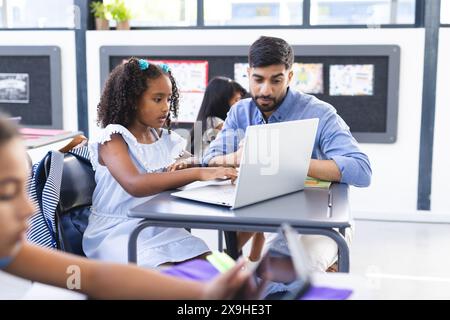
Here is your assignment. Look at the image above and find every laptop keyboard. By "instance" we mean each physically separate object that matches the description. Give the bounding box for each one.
[195,184,236,205]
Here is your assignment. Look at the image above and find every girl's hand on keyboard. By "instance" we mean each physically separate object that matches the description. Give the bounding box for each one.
[198,167,238,183]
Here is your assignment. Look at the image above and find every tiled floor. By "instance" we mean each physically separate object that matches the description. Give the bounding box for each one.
[349,219,450,299]
[351,219,450,277]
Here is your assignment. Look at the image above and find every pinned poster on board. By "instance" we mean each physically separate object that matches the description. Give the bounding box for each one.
[0,73,30,103]
[329,64,374,96]
[291,63,324,95]
[234,62,249,92]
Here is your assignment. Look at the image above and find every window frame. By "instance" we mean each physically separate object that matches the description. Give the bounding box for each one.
[0,0,78,30]
[0,0,432,31]
[130,0,423,30]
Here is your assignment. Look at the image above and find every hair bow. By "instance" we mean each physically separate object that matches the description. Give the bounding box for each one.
[159,63,170,73]
[138,59,149,70]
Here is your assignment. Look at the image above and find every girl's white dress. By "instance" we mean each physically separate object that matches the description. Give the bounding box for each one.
[83,124,209,268]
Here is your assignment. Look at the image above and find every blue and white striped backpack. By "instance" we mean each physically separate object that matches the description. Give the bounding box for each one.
[26,146,93,254]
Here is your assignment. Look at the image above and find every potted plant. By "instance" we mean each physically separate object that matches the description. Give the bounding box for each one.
[109,0,132,30]
[90,1,110,30]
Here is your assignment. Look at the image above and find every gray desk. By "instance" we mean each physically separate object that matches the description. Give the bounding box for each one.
[24,131,82,149]
[128,183,351,272]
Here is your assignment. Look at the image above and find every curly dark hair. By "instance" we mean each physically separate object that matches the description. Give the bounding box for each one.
[97,57,180,130]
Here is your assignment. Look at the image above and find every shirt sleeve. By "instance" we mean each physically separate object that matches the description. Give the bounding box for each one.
[0,242,22,270]
[319,110,372,187]
[0,256,13,270]
[210,116,224,129]
[202,108,244,166]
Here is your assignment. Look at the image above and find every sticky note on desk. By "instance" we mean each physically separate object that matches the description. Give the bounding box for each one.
[206,251,236,273]
[305,176,331,189]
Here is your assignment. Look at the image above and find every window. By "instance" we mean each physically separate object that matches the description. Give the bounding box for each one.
[0,0,75,29]
[442,0,450,24]
[0,0,427,29]
[204,0,303,26]
[310,0,416,26]
[104,0,197,27]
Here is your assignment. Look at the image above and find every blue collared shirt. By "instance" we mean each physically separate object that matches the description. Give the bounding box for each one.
[203,88,372,187]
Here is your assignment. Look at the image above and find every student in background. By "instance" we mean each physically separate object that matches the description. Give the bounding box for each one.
[83,58,237,268]
[0,117,248,299]
[191,76,246,157]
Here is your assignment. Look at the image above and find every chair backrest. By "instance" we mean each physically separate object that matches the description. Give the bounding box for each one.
[44,151,96,256]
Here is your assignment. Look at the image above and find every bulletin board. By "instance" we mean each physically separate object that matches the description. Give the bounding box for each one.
[0,46,63,128]
[100,45,400,143]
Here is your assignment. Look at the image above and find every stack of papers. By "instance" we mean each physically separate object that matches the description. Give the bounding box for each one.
[20,128,68,140]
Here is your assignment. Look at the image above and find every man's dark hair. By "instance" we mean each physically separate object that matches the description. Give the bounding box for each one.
[0,116,20,147]
[248,36,294,70]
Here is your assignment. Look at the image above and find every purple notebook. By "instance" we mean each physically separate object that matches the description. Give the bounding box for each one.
[162,259,219,281]
[163,259,352,300]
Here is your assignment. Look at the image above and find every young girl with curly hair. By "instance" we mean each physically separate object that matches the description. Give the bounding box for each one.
[83,58,237,268]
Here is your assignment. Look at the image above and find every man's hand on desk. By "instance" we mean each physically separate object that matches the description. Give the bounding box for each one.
[307,159,342,182]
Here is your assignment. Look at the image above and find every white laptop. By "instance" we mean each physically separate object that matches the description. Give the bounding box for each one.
[171,118,319,209]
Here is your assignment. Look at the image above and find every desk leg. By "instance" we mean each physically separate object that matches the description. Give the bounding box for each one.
[128,220,155,264]
[218,230,223,252]
[293,227,350,273]
[224,231,240,259]
[319,228,349,272]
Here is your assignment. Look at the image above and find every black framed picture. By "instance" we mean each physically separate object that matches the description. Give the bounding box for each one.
[0,46,62,128]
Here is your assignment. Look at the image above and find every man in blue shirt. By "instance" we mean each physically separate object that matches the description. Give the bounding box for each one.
[203,36,372,271]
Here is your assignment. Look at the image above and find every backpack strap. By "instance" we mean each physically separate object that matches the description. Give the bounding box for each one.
[68,145,92,167]
[33,150,65,247]
[26,162,55,248]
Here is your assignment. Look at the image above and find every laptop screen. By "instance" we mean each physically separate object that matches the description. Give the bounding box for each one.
[234,224,312,300]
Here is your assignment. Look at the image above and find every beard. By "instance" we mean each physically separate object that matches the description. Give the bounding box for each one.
[251,94,282,114]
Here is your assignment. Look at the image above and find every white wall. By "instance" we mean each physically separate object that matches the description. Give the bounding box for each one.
[431,28,450,214]
[86,29,425,217]
[0,31,78,131]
